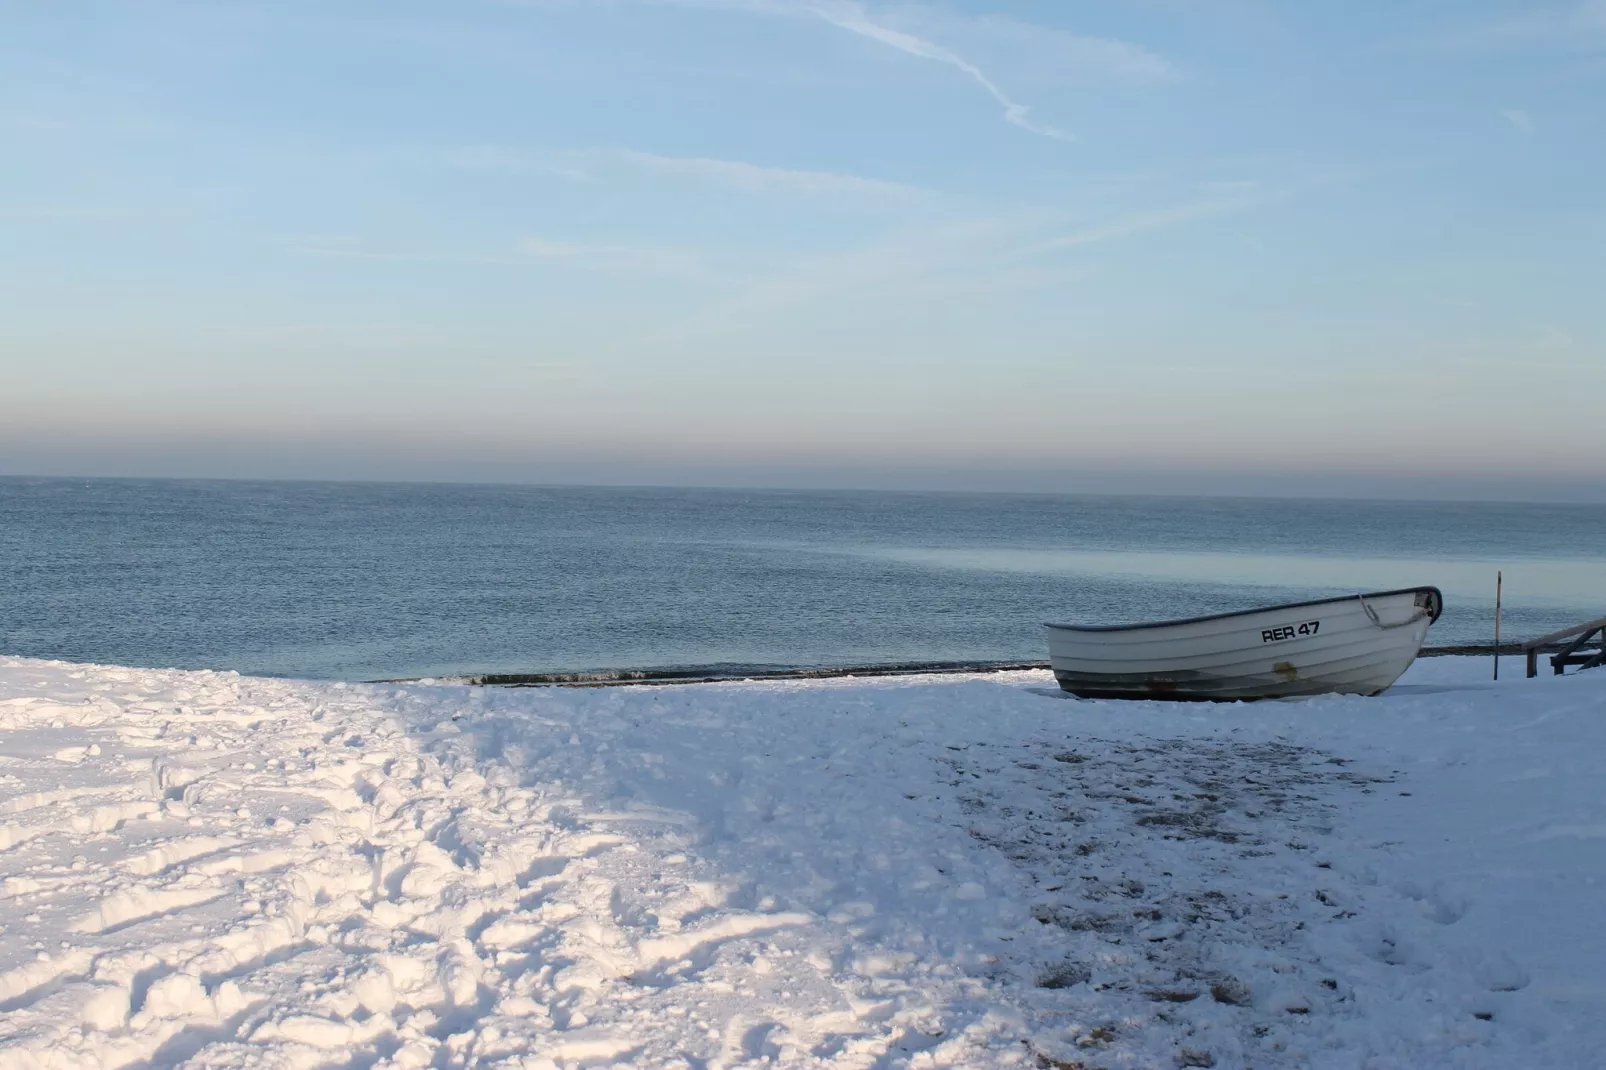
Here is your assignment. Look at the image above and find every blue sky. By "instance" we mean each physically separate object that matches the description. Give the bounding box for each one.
[2,0,1603,498]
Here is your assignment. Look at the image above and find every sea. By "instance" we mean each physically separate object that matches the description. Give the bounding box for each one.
[2,477,1603,681]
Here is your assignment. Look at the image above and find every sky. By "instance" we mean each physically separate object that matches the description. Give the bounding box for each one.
[2,0,1604,500]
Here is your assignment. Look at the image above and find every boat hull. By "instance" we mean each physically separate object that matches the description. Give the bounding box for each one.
[1045,587,1442,701]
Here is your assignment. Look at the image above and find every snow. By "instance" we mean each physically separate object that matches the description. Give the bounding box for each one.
[0,654,1601,1069]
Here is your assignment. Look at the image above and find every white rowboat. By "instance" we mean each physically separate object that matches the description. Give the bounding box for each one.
[1045,586,1443,701]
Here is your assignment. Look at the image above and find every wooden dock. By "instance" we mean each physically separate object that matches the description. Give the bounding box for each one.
[1523,616,1606,678]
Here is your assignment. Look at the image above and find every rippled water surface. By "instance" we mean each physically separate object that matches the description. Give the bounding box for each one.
[2,478,1601,679]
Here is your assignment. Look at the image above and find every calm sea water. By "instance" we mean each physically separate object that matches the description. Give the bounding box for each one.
[2,477,1603,681]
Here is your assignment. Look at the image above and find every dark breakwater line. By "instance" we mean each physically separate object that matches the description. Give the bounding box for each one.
[393,658,1047,688]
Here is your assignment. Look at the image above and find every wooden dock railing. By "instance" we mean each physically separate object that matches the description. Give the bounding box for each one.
[1523,616,1606,678]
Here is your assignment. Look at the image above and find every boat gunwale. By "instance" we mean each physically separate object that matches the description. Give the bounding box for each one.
[1043,585,1444,634]
[1045,608,1424,655]
[1045,623,1432,675]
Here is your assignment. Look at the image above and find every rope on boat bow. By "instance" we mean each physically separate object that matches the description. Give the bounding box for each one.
[1358,594,1431,630]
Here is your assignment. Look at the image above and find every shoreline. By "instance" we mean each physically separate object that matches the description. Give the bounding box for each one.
[404,643,1524,688]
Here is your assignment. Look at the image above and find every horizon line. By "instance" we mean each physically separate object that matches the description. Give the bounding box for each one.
[5,469,1605,508]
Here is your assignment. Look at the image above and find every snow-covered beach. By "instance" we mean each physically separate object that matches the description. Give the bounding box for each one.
[0,655,1600,1069]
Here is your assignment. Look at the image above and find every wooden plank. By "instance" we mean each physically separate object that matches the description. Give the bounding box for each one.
[1558,626,1602,659]
[1549,626,1605,675]
[1522,615,1606,651]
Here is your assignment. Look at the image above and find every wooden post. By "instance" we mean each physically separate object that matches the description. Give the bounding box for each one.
[1493,571,1502,681]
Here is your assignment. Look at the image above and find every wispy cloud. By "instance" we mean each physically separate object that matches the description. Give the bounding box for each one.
[246,322,448,340]
[441,145,590,181]
[508,0,1125,141]
[297,245,524,266]
[1500,107,1536,132]
[580,147,931,199]
[635,184,1274,338]
[295,235,708,277]
[2,112,76,134]
[520,235,707,275]
[441,144,931,202]
[1037,187,1266,252]
[643,216,1037,336]
[897,10,1175,84]
[1392,1,1606,54]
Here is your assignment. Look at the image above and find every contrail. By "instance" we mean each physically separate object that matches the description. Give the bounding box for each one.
[805,1,1073,142]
